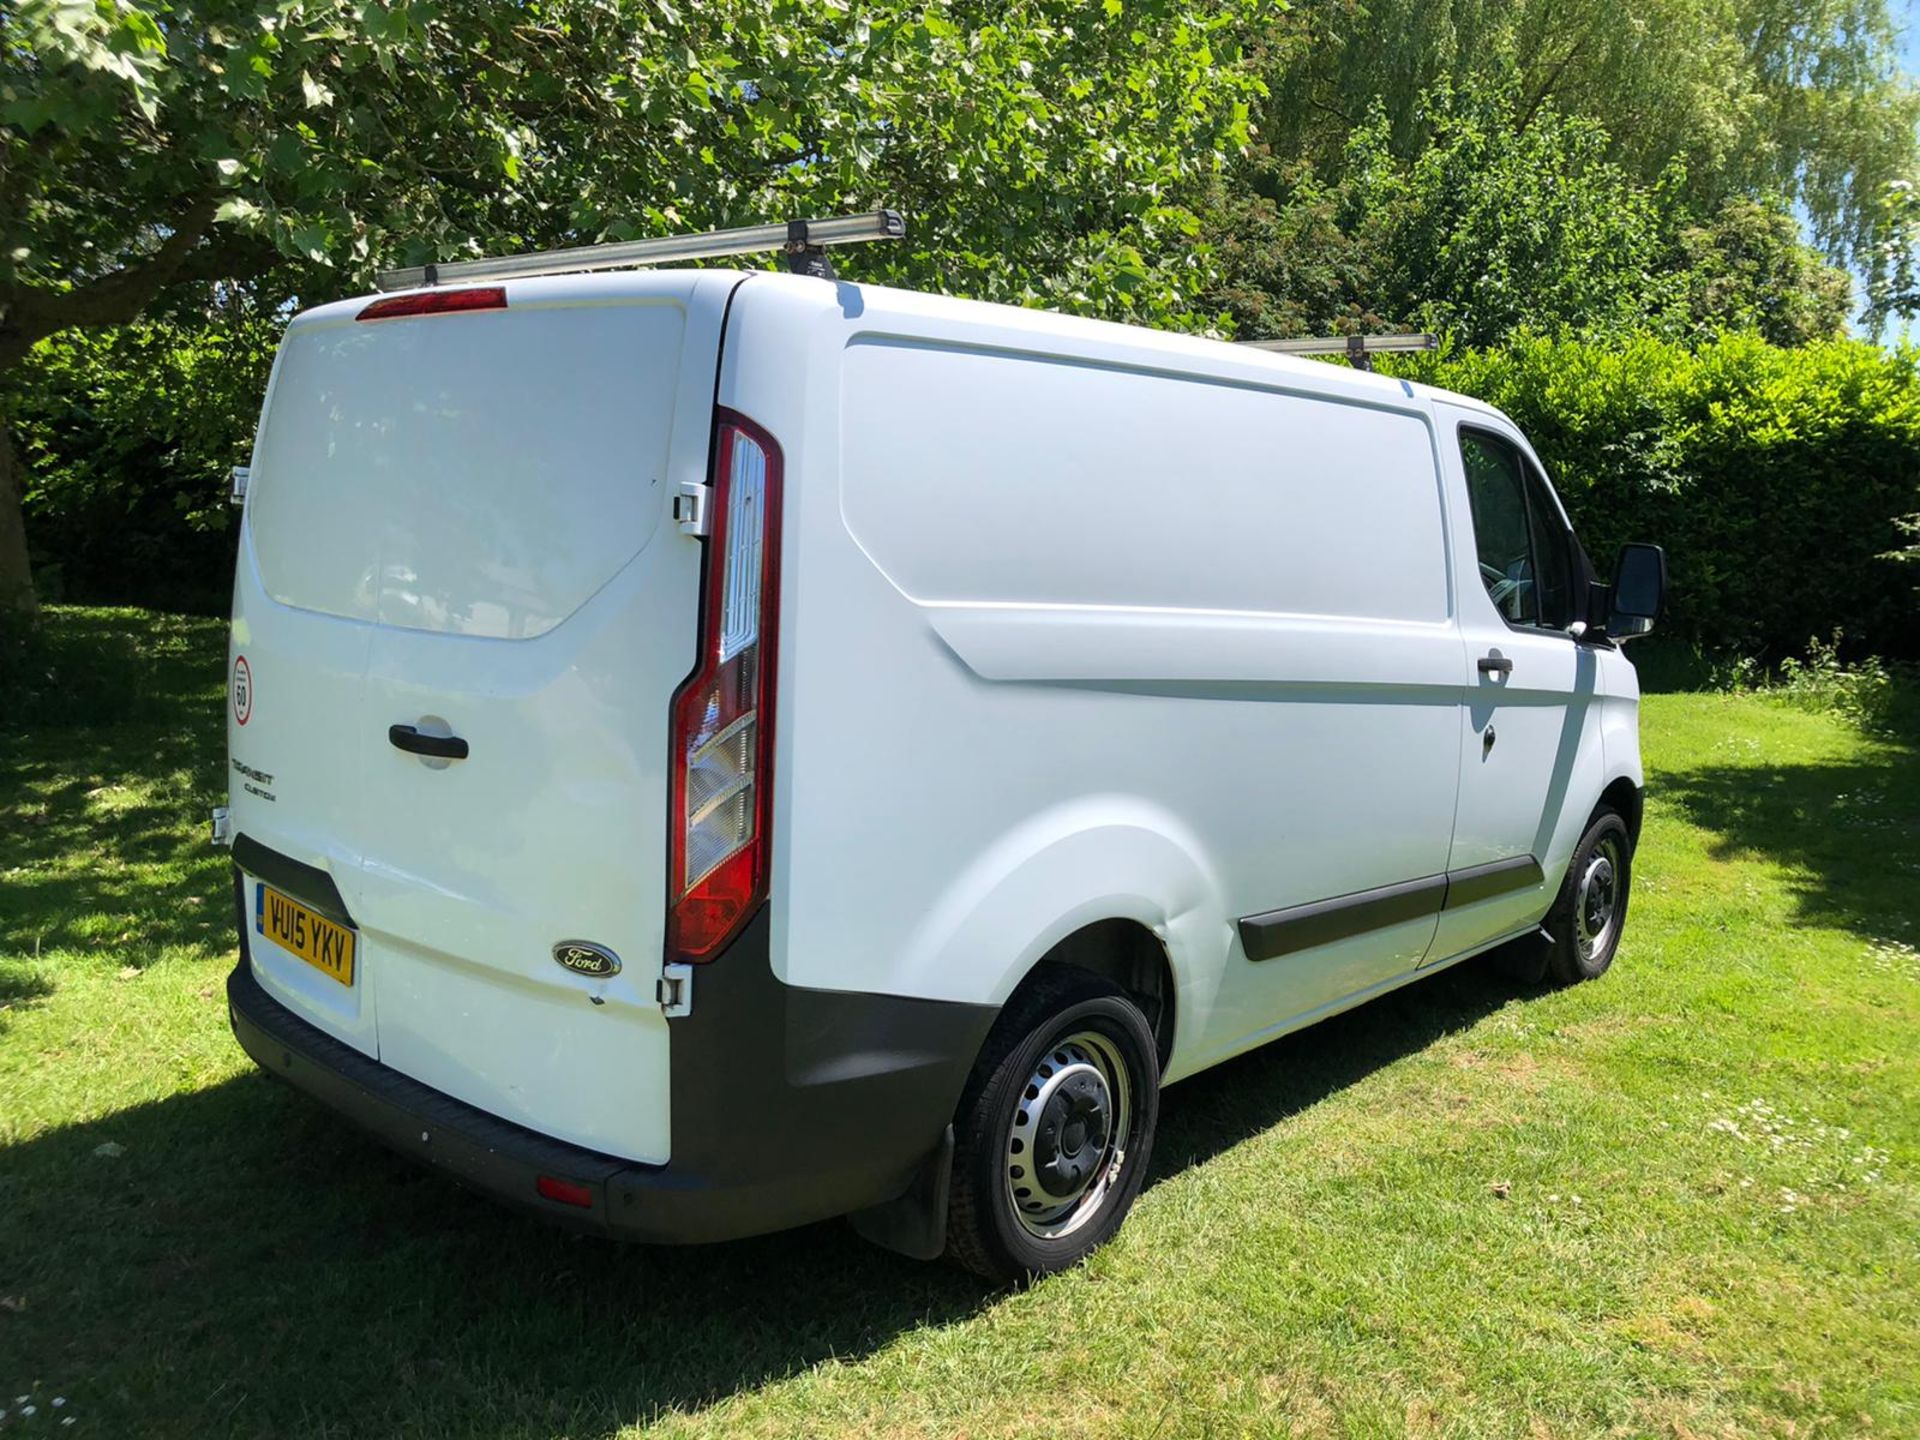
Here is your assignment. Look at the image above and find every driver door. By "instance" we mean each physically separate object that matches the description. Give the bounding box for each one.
[1430,408,1601,963]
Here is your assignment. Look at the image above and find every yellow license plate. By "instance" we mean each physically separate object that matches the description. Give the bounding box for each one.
[256,883,356,986]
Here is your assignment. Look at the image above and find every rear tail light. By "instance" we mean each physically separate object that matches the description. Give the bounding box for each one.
[356,287,507,321]
[667,411,782,961]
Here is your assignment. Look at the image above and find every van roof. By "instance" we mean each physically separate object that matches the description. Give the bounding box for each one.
[303,266,1500,421]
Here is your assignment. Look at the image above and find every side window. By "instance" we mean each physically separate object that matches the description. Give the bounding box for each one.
[1460,431,1538,626]
[1459,429,1576,632]
[1520,465,1574,629]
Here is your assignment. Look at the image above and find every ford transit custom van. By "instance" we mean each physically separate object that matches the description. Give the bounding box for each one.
[220,234,1665,1281]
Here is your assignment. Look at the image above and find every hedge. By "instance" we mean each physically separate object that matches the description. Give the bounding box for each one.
[1388,333,1920,661]
[10,305,277,615]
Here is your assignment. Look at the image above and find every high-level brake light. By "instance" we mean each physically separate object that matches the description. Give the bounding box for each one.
[356,287,507,321]
[667,412,782,961]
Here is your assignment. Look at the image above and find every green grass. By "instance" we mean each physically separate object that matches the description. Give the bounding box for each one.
[3,606,1917,1439]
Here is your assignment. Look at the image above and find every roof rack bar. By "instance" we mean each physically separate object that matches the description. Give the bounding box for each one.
[1239,332,1437,372]
[376,209,907,292]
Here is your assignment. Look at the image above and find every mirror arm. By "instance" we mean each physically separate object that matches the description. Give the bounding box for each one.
[1584,579,1613,638]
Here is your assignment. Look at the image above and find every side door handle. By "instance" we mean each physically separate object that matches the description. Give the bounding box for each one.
[388,724,470,761]
[1477,654,1514,677]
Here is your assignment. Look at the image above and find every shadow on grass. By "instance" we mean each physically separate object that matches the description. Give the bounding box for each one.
[0,607,231,962]
[0,951,1529,1440]
[0,605,226,734]
[1658,739,1920,945]
[0,967,54,1033]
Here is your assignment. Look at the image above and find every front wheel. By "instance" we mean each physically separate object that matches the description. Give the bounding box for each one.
[945,968,1160,1282]
[1545,807,1633,985]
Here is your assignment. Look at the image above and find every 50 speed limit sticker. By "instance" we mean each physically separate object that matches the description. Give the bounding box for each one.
[232,655,253,726]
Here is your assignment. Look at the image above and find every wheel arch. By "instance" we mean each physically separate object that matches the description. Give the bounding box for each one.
[1005,919,1179,1072]
[1597,774,1644,850]
[885,798,1226,1081]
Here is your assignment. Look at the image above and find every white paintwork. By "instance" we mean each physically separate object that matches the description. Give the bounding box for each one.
[251,296,688,640]
[232,265,1645,1162]
[839,338,1449,621]
[229,272,735,1163]
[1427,401,1608,960]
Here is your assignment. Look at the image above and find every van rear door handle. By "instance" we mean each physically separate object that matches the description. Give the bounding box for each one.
[389,724,469,760]
[1477,655,1514,677]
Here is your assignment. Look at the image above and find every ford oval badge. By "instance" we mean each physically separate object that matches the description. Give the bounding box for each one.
[552,940,621,979]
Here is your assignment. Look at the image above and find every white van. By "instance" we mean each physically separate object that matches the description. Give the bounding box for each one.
[220,225,1665,1281]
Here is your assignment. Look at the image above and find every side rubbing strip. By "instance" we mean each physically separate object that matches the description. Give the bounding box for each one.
[1442,854,1545,909]
[1239,874,1448,962]
[1239,854,1546,961]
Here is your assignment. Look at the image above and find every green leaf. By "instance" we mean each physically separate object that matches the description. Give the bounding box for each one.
[215,197,265,225]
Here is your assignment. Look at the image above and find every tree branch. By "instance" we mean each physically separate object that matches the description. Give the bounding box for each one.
[0,192,225,372]
[1305,93,1358,128]
[1519,33,1590,132]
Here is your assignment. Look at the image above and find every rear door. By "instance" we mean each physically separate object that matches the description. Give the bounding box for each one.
[1430,406,1602,961]
[231,272,735,1163]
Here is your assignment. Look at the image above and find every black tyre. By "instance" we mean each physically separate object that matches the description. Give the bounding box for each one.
[945,967,1159,1283]
[1544,807,1632,985]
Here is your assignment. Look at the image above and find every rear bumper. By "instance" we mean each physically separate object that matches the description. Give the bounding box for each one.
[228,866,998,1244]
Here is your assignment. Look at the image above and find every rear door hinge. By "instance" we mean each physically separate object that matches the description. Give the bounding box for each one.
[672,481,709,537]
[657,962,694,1017]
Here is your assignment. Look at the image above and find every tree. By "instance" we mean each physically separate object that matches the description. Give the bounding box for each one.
[0,0,1266,618]
[1202,87,1860,349]
[1669,197,1851,347]
[1869,178,1920,323]
[1342,92,1676,346]
[1197,163,1385,341]
[1247,0,1918,272]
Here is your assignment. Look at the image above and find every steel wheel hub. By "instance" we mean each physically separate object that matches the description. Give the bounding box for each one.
[1005,1030,1133,1240]
[1032,1067,1110,1196]
[1575,838,1621,961]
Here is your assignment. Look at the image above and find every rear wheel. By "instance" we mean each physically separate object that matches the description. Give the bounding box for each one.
[1545,807,1632,985]
[945,968,1159,1282]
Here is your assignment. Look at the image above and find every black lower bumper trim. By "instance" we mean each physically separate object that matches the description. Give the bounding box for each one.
[228,958,657,1233]
[227,866,998,1244]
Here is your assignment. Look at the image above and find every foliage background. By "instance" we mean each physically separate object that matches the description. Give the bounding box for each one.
[1389,334,1920,661]
[10,291,278,612]
[5,0,1920,657]
[2,0,1273,616]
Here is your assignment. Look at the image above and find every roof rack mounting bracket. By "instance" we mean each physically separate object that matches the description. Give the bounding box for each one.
[785,220,835,280]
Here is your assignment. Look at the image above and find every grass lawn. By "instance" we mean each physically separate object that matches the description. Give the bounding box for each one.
[2,606,1917,1439]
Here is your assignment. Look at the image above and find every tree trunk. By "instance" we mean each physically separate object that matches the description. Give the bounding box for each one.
[0,420,36,621]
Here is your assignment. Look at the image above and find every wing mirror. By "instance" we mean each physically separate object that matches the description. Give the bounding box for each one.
[1603,543,1666,641]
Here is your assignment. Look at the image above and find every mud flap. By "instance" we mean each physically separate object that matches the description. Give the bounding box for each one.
[1492,925,1555,985]
[847,1124,955,1262]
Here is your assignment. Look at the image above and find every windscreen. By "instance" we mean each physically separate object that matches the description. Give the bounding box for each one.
[248,299,686,639]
